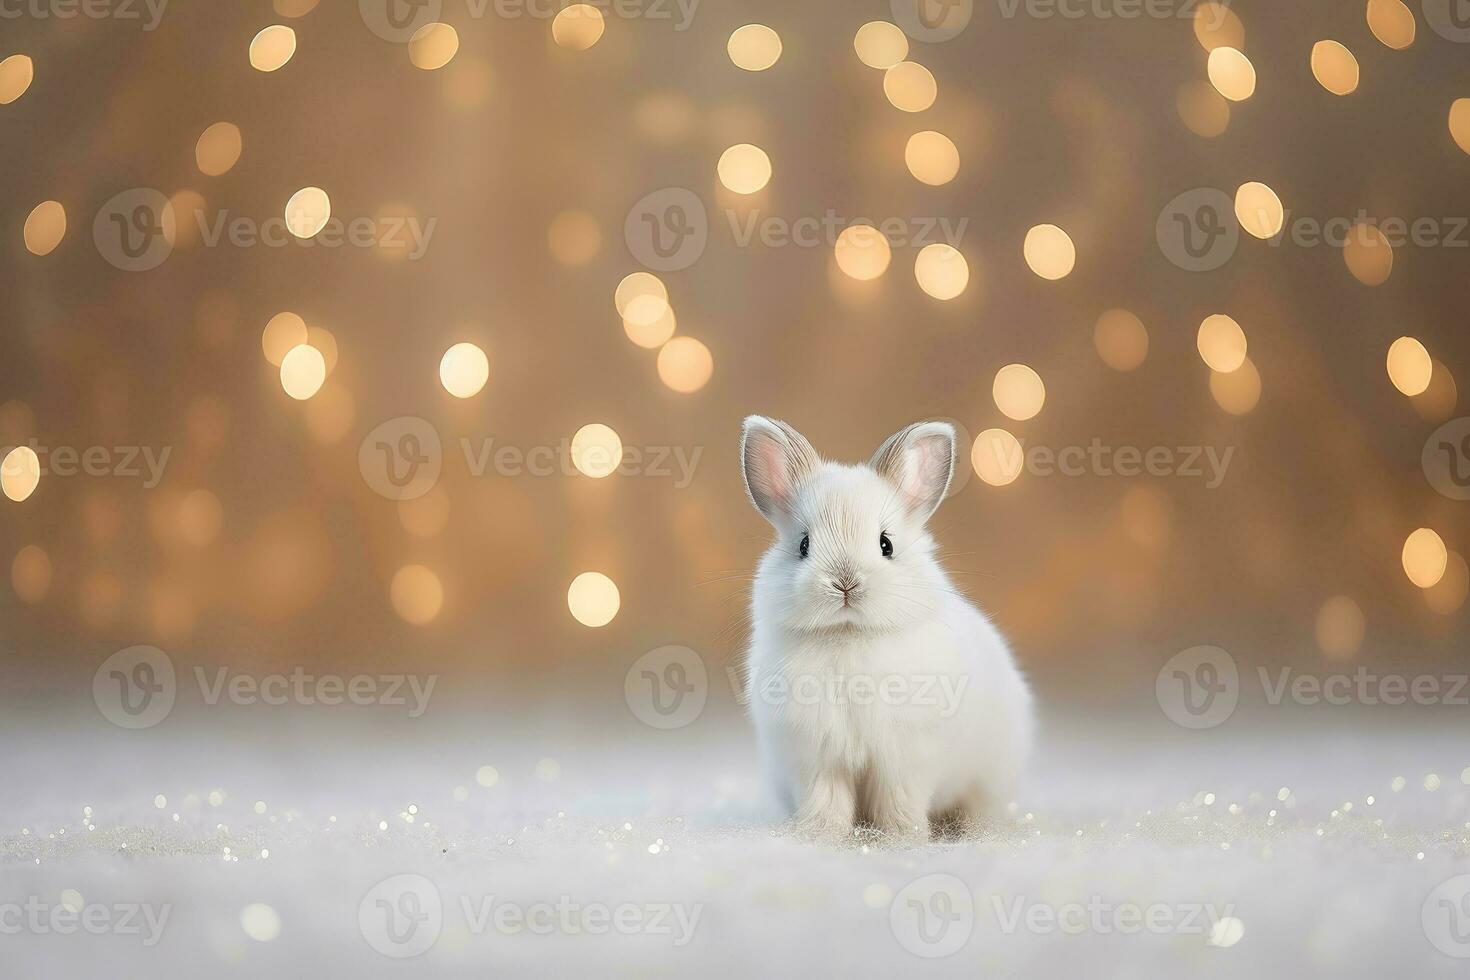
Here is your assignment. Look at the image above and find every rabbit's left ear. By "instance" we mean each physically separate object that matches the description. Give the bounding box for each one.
[870,421,956,522]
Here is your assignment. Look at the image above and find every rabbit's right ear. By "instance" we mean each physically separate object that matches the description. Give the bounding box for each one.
[741,416,819,523]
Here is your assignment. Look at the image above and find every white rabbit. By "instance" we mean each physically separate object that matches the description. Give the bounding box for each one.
[741,416,1033,842]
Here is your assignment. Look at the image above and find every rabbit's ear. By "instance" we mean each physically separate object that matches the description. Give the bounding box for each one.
[871,421,956,522]
[741,417,819,523]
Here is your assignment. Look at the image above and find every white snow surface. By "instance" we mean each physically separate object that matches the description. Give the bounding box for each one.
[3,700,1469,978]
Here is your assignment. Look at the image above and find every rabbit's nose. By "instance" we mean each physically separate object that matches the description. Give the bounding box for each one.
[833,575,860,595]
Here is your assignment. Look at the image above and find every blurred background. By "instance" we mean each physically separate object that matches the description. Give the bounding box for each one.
[2,0,1467,714]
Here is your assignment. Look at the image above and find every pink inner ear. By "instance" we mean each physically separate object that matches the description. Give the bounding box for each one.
[755,438,792,503]
[900,436,948,511]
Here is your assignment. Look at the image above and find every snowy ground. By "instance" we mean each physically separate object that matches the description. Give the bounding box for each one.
[3,696,1469,978]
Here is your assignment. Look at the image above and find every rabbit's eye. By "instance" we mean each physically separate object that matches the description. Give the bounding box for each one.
[879,532,893,558]
[799,534,810,559]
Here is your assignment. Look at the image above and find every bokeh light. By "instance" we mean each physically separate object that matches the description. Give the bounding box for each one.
[1386,337,1432,396]
[1207,47,1256,102]
[1315,596,1365,659]
[1366,0,1416,50]
[1425,552,1469,614]
[195,122,243,177]
[567,571,619,627]
[409,23,460,71]
[834,224,892,281]
[23,201,65,256]
[1022,224,1075,280]
[552,5,605,51]
[1402,528,1448,589]
[280,345,327,400]
[0,54,33,105]
[883,62,937,112]
[1310,41,1359,96]
[1193,2,1244,50]
[971,429,1024,487]
[1450,99,1470,155]
[1411,361,1458,422]
[1197,314,1248,373]
[614,271,667,317]
[11,544,50,604]
[1209,356,1261,414]
[262,312,308,366]
[727,25,782,71]
[854,21,908,69]
[249,25,297,72]
[2,446,40,502]
[179,489,224,547]
[913,243,969,300]
[1094,309,1149,371]
[571,423,623,478]
[1234,182,1284,239]
[391,565,444,624]
[306,326,338,375]
[1176,80,1230,138]
[284,186,330,239]
[623,294,677,348]
[904,131,960,186]
[657,337,714,393]
[717,144,772,194]
[993,364,1046,421]
[439,342,490,398]
[1342,223,1393,285]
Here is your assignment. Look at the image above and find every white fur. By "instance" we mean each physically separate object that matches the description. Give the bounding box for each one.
[741,417,1033,842]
